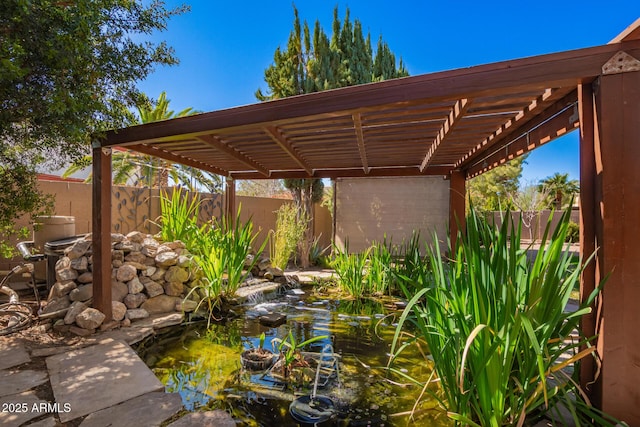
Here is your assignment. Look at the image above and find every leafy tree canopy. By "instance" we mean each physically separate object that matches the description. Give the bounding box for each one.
[0,0,188,256]
[467,156,527,212]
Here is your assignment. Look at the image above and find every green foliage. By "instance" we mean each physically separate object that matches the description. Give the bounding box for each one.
[332,242,370,297]
[1,1,187,241]
[185,208,266,323]
[390,208,617,426]
[392,231,431,294]
[365,238,394,295]
[467,156,527,212]
[566,221,580,243]
[0,162,53,258]
[157,188,200,246]
[273,330,329,373]
[538,173,579,209]
[270,203,306,270]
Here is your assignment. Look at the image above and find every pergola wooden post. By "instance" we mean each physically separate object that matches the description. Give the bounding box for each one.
[449,170,466,249]
[91,144,112,320]
[224,177,236,224]
[587,58,640,424]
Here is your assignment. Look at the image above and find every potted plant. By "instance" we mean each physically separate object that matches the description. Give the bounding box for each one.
[271,330,328,380]
[241,333,276,371]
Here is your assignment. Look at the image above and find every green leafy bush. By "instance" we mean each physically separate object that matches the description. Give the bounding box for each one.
[566,220,580,243]
[390,209,617,426]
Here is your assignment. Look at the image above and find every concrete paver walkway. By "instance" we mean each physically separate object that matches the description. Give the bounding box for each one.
[46,339,164,423]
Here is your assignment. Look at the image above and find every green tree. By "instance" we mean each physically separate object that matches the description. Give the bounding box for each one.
[0,0,187,257]
[467,156,527,212]
[256,5,407,267]
[538,172,579,209]
[64,92,222,192]
[237,180,287,198]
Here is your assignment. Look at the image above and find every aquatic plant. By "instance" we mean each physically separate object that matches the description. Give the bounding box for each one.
[365,237,394,295]
[188,208,266,321]
[390,208,619,426]
[332,241,369,297]
[272,330,329,378]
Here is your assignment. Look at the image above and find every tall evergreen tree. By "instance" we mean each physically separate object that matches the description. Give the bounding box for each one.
[256,5,408,267]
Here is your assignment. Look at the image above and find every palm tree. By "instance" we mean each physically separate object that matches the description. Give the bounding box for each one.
[64,92,222,193]
[538,173,579,209]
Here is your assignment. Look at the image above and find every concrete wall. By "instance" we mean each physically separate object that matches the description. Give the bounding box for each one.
[334,176,450,253]
[487,209,580,242]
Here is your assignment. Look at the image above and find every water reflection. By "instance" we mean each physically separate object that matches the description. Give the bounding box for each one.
[136,287,451,426]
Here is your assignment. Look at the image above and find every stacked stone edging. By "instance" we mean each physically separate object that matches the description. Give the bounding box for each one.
[42,231,201,336]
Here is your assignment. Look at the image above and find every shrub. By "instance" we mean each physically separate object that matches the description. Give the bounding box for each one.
[332,241,369,297]
[566,220,580,243]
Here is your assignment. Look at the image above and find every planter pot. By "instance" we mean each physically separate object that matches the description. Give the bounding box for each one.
[241,348,275,371]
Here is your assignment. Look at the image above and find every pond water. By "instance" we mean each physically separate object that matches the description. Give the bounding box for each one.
[135,286,451,426]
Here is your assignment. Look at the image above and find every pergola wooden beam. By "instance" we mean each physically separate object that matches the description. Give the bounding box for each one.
[127,143,229,177]
[230,165,452,180]
[196,134,270,177]
[420,98,469,171]
[263,125,313,175]
[465,93,579,178]
[91,145,112,320]
[352,113,370,174]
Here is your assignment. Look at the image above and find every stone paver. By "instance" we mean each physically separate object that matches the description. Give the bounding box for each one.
[0,369,48,397]
[24,416,57,427]
[0,390,48,426]
[0,341,30,370]
[46,339,164,423]
[79,391,183,427]
[167,410,235,427]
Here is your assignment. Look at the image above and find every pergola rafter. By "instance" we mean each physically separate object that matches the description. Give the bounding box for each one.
[195,134,270,177]
[351,113,370,174]
[420,98,469,172]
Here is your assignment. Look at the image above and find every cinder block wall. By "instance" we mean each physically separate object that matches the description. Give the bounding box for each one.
[335,176,449,253]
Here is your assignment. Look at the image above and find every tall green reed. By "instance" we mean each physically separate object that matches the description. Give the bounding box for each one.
[157,188,200,246]
[390,208,617,426]
[269,203,305,270]
[332,241,370,297]
[365,237,394,295]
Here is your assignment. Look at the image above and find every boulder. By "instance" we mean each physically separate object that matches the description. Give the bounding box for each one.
[116,264,137,282]
[112,280,129,302]
[124,251,147,264]
[55,257,78,282]
[76,272,93,284]
[64,301,87,325]
[176,300,198,312]
[110,233,126,243]
[126,308,149,320]
[126,231,145,243]
[69,284,93,302]
[150,268,166,281]
[143,266,157,277]
[141,295,181,314]
[112,250,125,263]
[144,280,165,298]
[48,281,77,300]
[70,256,89,272]
[112,301,127,321]
[124,293,147,309]
[165,266,189,283]
[155,251,178,267]
[42,296,71,316]
[127,277,144,294]
[164,281,184,297]
[124,261,147,270]
[65,240,92,260]
[75,308,105,330]
[99,320,121,332]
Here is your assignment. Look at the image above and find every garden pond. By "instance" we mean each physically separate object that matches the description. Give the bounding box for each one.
[135,286,451,426]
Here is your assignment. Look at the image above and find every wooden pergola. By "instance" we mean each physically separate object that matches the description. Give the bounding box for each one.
[93,20,640,423]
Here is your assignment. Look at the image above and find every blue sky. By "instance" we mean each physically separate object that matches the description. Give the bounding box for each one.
[138,1,638,185]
